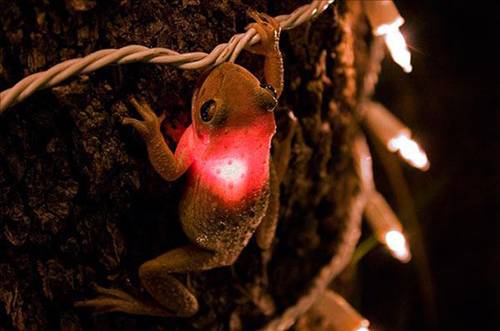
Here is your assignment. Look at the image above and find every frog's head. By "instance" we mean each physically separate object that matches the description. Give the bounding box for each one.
[191,62,277,139]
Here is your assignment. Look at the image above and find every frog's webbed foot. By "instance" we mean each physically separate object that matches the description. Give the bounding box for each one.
[122,96,165,142]
[245,10,281,56]
[74,284,172,317]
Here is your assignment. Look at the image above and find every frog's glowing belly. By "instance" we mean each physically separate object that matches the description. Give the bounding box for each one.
[179,152,270,252]
[179,181,269,252]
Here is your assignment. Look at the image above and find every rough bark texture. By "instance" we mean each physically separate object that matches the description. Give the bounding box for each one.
[0,1,366,330]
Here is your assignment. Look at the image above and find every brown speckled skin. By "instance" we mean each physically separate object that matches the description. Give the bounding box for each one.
[75,12,287,317]
[180,171,271,257]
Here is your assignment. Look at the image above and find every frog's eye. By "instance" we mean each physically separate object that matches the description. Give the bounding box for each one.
[200,99,216,122]
[260,82,277,98]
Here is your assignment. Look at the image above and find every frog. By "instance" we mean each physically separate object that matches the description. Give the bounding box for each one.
[75,11,296,317]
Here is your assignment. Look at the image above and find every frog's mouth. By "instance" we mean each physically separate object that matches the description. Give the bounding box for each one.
[259,82,278,112]
[266,98,278,113]
[260,82,277,98]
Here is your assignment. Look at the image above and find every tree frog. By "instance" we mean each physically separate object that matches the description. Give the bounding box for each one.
[76,11,295,317]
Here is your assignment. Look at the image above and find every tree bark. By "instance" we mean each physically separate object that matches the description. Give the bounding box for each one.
[0,1,367,330]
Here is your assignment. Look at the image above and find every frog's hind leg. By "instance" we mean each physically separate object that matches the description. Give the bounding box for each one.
[138,244,229,317]
[256,110,297,251]
[76,245,227,317]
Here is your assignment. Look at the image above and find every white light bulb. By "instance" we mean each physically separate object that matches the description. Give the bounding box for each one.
[311,290,370,331]
[385,230,411,262]
[363,0,413,73]
[388,133,429,170]
[384,27,413,73]
[357,319,371,331]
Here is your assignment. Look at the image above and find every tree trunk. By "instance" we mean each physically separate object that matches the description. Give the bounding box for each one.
[0,1,367,330]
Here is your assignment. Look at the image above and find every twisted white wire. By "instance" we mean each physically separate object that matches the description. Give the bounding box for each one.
[0,0,335,113]
[260,186,365,331]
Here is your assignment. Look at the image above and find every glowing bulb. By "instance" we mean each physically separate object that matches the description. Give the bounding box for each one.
[213,158,247,184]
[373,17,404,36]
[388,133,429,170]
[363,0,412,73]
[309,290,370,331]
[385,230,411,262]
[357,319,371,331]
[384,26,413,73]
[361,101,430,171]
[364,192,412,263]
[324,0,335,10]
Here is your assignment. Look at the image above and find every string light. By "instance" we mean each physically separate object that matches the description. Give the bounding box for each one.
[361,101,429,171]
[353,134,375,193]
[0,0,424,329]
[309,290,370,331]
[363,0,412,73]
[364,192,411,263]
[388,132,429,170]
[353,135,411,263]
[385,230,410,262]
[0,0,337,113]
[383,27,412,73]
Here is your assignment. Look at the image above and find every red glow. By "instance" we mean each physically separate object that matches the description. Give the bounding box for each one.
[187,119,275,205]
[210,158,247,184]
[202,155,253,203]
[162,108,190,143]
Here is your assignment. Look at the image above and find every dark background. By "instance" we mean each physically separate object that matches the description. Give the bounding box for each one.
[357,1,497,331]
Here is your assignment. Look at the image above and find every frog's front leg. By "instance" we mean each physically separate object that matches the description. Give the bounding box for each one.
[75,98,200,316]
[123,96,193,181]
[246,11,284,97]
